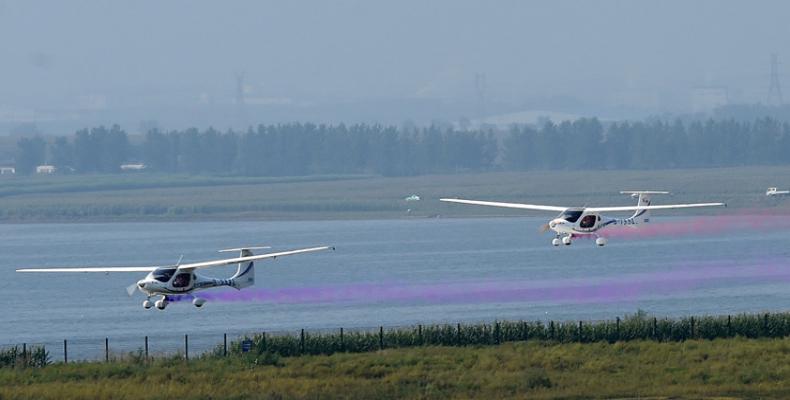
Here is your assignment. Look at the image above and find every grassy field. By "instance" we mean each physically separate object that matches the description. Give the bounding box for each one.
[1,338,788,399]
[1,166,789,222]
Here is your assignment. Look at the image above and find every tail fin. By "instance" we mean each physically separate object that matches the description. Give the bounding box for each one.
[227,248,256,290]
[620,191,669,224]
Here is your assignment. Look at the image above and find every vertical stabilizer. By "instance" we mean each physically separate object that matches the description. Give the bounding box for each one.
[219,247,269,290]
[620,191,669,225]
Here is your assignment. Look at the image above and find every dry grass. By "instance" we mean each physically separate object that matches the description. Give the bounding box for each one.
[1,166,789,222]
[1,337,789,399]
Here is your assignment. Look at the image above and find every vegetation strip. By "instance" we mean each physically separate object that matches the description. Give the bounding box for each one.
[1,338,789,399]
[3,311,788,368]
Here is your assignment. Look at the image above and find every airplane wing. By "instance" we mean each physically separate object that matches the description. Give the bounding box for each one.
[16,246,334,274]
[17,266,160,273]
[586,203,725,212]
[440,198,567,212]
[176,246,334,271]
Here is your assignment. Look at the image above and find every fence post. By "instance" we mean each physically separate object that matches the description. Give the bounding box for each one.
[578,321,583,343]
[616,317,620,341]
[340,328,344,352]
[690,317,695,339]
[22,343,27,368]
[144,336,149,361]
[550,321,555,340]
[727,315,732,337]
[522,321,528,341]
[764,313,770,337]
[300,329,305,354]
[261,332,267,352]
[184,334,189,361]
[457,323,462,346]
[379,326,384,350]
[223,333,227,357]
[495,322,501,345]
[418,324,423,345]
[105,338,109,362]
[63,340,68,364]
[653,317,658,341]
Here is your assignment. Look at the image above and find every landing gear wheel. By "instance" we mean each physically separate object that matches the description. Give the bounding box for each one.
[595,237,608,247]
[155,298,168,310]
[562,236,572,246]
[143,299,153,309]
[551,238,560,246]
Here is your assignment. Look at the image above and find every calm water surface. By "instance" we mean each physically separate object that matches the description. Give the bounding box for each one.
[1,217,788,358]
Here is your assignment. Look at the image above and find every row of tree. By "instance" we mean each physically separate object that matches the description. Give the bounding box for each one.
[14,118,790,176]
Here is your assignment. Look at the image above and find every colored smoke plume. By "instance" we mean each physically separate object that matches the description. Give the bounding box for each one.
[171,260,790,305]
[600,209,790,239]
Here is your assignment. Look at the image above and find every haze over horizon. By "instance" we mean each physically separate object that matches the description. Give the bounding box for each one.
[1,0,789,134]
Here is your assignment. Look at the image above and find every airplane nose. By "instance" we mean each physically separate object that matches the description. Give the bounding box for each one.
[138,281,145,289]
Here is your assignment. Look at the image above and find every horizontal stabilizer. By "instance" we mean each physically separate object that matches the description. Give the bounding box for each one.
[218,246,271,253]
[620,190,670,195]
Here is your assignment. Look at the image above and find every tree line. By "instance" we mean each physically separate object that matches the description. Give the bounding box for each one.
[13,117,790,176]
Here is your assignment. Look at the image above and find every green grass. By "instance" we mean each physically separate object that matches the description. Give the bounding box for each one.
[1,338,788,399]
[0,166,789,222]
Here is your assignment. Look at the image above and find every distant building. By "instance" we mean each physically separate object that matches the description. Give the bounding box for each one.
[120,163,146,171]
[0,167,15,175]
[36,165,56,174]
[691,87,728,113]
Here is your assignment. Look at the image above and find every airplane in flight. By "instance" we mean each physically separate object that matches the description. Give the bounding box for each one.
[766,187,789,196]
[17,245,333,310]
[441,191,725,247]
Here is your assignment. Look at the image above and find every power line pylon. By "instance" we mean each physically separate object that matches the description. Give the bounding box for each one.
[768,53,783,105]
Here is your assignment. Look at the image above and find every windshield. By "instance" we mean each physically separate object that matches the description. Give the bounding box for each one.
[152,267,176,283]
[560,210,583,223]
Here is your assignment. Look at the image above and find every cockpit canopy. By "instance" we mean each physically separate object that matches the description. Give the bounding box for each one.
[559,209,584,223]
[152,267,177,283]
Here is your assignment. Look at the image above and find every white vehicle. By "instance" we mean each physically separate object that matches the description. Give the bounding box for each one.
[17,246,333,310]
[766,187,789,196]
[440,191,725,247]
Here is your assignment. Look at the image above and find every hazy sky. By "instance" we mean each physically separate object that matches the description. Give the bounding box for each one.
[1,0,789,128]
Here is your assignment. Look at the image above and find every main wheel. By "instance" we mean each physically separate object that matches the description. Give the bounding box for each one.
[562,236,572,246]
[595,237,608,247]
[155,299,168,310]
[551,238,560,246]
[143,300,153,309]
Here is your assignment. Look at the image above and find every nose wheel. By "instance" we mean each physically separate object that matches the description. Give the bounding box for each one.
[552,235,572,246]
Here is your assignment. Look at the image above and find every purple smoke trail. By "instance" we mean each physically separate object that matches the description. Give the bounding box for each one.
[601,209,790,240]
[191,260,790,306]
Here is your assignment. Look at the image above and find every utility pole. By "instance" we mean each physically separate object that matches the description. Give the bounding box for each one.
[474,72,487,119]
[768,53,783,105]
[235,71,247,126]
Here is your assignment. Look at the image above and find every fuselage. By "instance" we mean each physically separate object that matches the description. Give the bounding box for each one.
[548,208,640,236]
[136,268,233,296]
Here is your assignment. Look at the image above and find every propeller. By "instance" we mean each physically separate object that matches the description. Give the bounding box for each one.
[539,223,550,233]
[126,282,138,297]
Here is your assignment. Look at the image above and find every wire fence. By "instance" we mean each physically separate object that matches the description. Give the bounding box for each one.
[2,311,789,367]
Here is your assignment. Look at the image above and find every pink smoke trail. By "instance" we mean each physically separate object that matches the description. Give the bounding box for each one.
[600,209,790,239]
[183,260,790,305]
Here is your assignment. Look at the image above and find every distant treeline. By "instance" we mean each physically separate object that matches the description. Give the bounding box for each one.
[13,117,790,176]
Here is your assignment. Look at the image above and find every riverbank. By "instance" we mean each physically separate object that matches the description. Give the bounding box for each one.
[0,167,786,223]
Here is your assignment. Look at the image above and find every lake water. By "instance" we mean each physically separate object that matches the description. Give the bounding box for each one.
[2,216,789,359]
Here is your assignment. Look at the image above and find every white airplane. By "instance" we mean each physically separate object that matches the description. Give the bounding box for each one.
[440,191,725,247]
[766,187,789,196]
[16,245,333,310]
